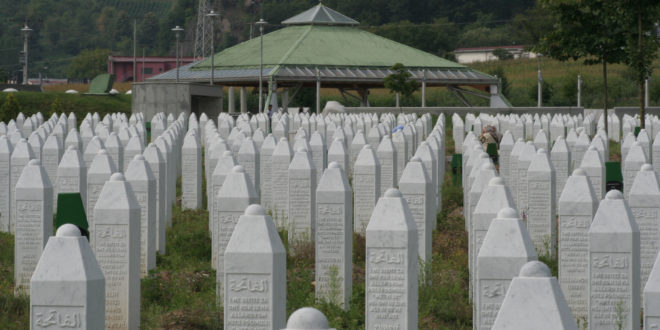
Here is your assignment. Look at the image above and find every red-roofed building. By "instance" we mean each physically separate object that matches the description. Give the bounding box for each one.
[454,46,537,64]
[108,56,197,82]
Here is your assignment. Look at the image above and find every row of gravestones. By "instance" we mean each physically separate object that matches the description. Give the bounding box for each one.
[12,109,443,329]
[457,112,660,329]
[6,110,193,329]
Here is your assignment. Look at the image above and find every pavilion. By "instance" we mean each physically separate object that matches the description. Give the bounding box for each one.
[134,4,507,118]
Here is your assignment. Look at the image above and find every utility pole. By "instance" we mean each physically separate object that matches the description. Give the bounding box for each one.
[133,19,137,82]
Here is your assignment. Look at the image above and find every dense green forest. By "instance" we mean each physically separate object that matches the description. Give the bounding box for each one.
[0,0,547,80]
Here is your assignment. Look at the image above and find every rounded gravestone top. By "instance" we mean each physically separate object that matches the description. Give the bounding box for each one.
[641,163,654,172]
[56,224,81,237]
[222,150,232,157]
[246,136,252,141]
[297,147,308,153]
[286,307,330,329]
[382,135,391,140]
[481,162,495,170]
[20,138,27,143]
[363,144,372,150]
[587,145,596,151]
[497,207,518,219]
[419,141,428,147]
[525,141,534,145]
[133,154,145,161]
[537,148,546,154]
[555,136,564,141]
[328,161,341,169]
[356,129,363,134]
[109,132,117,136]
[519,261,551,277]
[489,177,505,186]
[516,138,524,142]
[410,156,422,163]
[98,149,108,156]
[572,168,587,176]
[633,141,641,147]
[279,137,288,143]
[606,189,623,200]
[28,159,41,166]
[478,152,489,160]
[384,188,402,198]
[110,172,125,182]
[67,145,77,151]
[245,204,266,216]
[232,165,245,173]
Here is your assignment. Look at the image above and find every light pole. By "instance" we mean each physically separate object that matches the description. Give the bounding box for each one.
[21,25,32,85]
[256,18,267,112]
[171,25,184,83]
[206,10,219,85]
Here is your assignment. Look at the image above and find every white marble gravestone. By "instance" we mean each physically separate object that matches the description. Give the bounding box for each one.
[558,168,598,321]
[86,149,116,232]
[365,188,418,330]
[14,159,52,294]
[223,204,286,328]
[476,207,537,330]
[104,132,123,172]
[214,166,258,288]
[392,131,407,183]
[288,148,316,240]
[315,162,352,310]
[516,142,536,218]
[56,145,86,212]
[10,139,34,233]
[551,136,571,206]
[470,176,516,299]
[83,136,104,170]
[154,136,173,227]
[283,307,334,330]
[271,138,293,220]
[588,190,640,330]
[181,131,202,209]
[30,225,105,330]
[210,150,237,241]
[573,132,590,170]
[142,144,166,254]
[399,156,433,265]
[64,128,83,151]
[579,146,605,200]
[0,136,12,232]
[350,130,367,177]
[259,134,277,209]
[327,138,349,173]
[526,148,556,257]
[644,252,660,329]
[41,135,61,207]
[377,135,397,196]
[92,173,141,330]
[492,261,577,330]
[508,138,525,207]
[238,137,260,198]
[125,154,157,276]
[353,145,381,234]
[628,164,660,296]
[499,131,514,182]
[467,161,497,239]
[623,141,648,200]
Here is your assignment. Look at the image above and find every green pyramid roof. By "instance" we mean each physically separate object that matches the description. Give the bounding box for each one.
[281,4,359,26]
[193,25,464,70]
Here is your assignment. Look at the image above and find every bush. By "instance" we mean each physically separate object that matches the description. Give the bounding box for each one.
[0,94,21,123]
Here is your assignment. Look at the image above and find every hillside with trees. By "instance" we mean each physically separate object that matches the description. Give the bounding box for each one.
[0,0,547,80]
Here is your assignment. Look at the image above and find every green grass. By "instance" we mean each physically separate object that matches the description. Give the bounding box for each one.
[0,92,131,125]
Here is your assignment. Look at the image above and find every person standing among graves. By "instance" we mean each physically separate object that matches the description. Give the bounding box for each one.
[478,125,501,151]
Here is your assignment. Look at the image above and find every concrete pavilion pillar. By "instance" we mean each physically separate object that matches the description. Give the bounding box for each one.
[240,87,247,113]
[228,86,236,113]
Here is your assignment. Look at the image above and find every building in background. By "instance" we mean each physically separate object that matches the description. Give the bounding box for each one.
[108,56,196,82]
[454,46,537,64]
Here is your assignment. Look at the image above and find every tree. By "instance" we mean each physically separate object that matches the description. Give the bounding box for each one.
[1,93,21,123]
[616,0,660,128]
[66,48,110,79]
[535,0,627,135]
[384,63,419,103]
[492,48,514,61]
